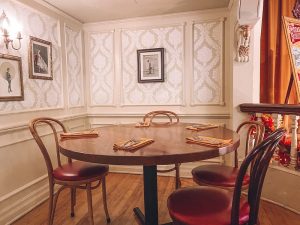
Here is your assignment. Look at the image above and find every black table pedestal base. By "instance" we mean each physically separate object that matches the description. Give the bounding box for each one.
[133,207,145,224]
[133,165,173,225]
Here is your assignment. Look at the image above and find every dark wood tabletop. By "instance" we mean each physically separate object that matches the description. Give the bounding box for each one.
[59,123,240,166]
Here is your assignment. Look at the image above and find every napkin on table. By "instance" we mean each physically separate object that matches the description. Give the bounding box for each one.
[113,138,154,152]
[186,135,232,147]
[186,123,219,131]
[60,130,99,139]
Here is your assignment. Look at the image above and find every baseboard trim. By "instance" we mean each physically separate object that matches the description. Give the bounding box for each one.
[0,175,49,225]
[109,161,221,179]
[261,197,300,215]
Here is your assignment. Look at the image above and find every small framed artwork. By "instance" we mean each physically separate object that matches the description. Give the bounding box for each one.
[0,54,24,101]
[29,36,53,80]
[283,16,300,102]
[137,48,164,83]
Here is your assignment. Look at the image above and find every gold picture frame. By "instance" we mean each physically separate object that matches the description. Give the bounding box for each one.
[0,54,24,101]
[29,36,53,80]
[283,16,300,101]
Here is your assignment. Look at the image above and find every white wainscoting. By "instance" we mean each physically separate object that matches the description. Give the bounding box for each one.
[0,115,87,225]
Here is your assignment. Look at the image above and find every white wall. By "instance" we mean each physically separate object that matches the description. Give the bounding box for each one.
[83,8,233,176]
[1,0,299,224]
[84,8,232,123]
[0,0,86,224]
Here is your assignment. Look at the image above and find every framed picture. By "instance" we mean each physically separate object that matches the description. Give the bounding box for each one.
[29,36,53,80]
[283,16,300,101]
[137,48,164,83]
[0,54,24,101]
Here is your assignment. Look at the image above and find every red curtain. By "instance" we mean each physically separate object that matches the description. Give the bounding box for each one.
[260,0,297,104]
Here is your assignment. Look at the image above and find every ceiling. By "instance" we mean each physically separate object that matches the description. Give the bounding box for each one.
[43,0,231,23]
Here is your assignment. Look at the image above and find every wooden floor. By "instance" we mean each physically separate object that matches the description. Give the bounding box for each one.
[13,173,300,225]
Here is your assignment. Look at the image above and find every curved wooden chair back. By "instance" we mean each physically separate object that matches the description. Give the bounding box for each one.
[235,121,265,168]
[143,110,181,188]
[231,128,285,225]
[29,117,70,180]
[143,110,179,126]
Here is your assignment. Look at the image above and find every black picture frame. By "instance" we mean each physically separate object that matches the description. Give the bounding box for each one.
[29,36,53,80]
[137,48,164,83]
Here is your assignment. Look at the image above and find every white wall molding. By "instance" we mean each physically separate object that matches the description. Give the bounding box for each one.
[83,8,229,30]
[0,174,49,225]
[88,113,231,119]
[87,31,116,106]
[0,113,87,133]
[0,114,87,148]
[109,159,222,178]
[260,197,300,215]
[191,18,225,106]
[0,106,64,116]
[120,24,185,106]
[119,22,186,32]
[32,0,83,25]
[64,24,85,108]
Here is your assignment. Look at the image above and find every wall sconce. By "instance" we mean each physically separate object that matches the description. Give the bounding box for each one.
[0,10,22,50]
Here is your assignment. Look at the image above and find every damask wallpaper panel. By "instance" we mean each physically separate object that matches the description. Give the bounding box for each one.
[192,19,224,105]
[88,31,115,106]
[121,25,184,106]
[0,0,63,113]
[65,25,84,108]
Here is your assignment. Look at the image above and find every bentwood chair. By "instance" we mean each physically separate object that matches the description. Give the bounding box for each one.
[168,128,285,225]
[192,121,265,189]
[29,117,110,225]
[143,111,181,189]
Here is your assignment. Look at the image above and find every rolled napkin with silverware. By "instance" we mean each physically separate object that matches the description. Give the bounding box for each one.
[113,138,154,151]
[186,135,232,147]
[186,123,219,131]
[60,130,99,139]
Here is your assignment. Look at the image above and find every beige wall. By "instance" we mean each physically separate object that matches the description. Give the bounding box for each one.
[0,0,86,224]
[84,9,232,120]
[0,1,299,224]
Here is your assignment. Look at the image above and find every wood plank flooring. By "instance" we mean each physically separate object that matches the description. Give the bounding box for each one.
[13,173,300,225]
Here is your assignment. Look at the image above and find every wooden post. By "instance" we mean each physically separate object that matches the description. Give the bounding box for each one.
[290,115,298,168]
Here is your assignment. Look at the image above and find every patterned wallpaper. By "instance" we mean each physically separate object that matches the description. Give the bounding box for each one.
[65,25,84,108]
[89,31,114,106]
[121,26,184,105]
[192,19,224,105]
[0,0,63,112]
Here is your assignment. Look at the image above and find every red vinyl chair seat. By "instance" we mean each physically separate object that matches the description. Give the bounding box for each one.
[53,161,109,181]
[192,165,250,188]
[168,186,250,225]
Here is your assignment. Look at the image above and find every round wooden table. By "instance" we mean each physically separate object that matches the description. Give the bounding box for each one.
[59,123,240,225]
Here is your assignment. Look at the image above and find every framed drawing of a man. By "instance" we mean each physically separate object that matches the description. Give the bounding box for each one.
[0,54,24,101]
[29,36,53,80]
[137,48,164,83]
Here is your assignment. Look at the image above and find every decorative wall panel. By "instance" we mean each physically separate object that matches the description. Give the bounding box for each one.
[192,19,224,105]
[121,25,184,105]
[65,25,84,108]
[89,32,114,106]
[0,1,63,112]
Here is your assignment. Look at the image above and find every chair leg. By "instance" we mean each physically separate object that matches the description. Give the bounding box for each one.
[86,183,94,225]
[51,186,64,224]
[175,163,181,189]
[48,184,55,225]
[101,177,111,223]
[70,187,76,217]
